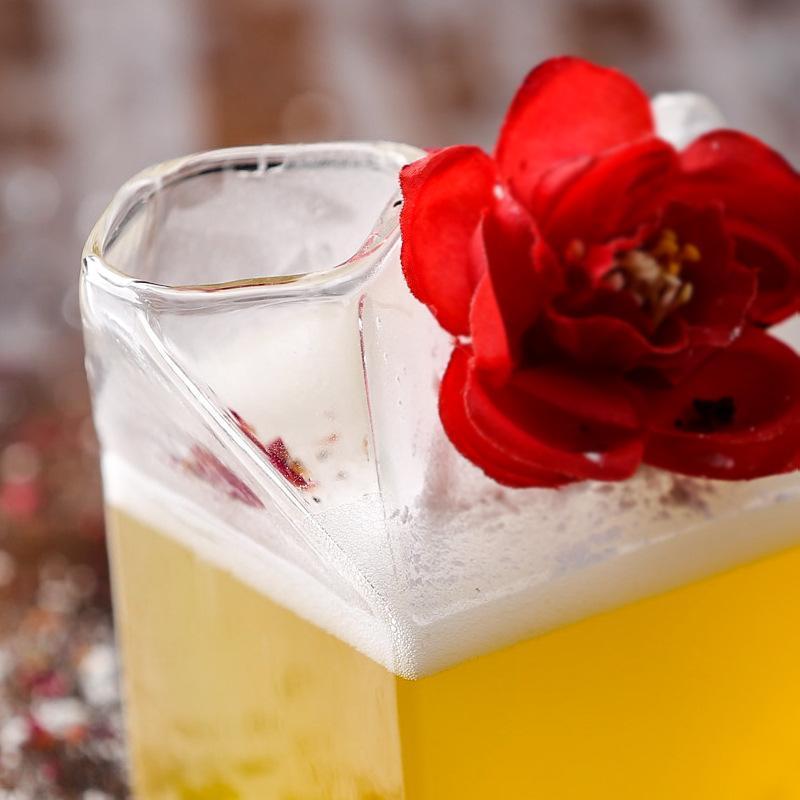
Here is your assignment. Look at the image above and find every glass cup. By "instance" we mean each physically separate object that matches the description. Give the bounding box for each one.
[81,142,800,799]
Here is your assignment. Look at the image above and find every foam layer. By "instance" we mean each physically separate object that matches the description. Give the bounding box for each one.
[103,453,396,670]
[103,429,800,680]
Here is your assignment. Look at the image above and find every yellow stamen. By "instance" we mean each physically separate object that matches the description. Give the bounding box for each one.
[652,229,679,258]
[682,243,701,262]
[666,260,682,276]
[606,228,701,328]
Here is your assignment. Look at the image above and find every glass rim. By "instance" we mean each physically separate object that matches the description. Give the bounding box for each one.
[81,141,423,305]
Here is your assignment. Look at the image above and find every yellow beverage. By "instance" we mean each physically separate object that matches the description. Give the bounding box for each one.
[109,505,800,800]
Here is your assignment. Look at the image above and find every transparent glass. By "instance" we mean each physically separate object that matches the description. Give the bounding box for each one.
[82,142,800,799]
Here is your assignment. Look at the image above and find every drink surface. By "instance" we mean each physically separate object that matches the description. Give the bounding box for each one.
[110,506,800,799]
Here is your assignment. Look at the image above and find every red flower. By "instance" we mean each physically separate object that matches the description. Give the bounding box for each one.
[400,56,800,487]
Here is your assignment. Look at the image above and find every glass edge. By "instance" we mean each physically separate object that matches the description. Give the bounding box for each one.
[81,141,425,306]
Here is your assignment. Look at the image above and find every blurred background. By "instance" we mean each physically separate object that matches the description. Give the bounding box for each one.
[1,0,799,795]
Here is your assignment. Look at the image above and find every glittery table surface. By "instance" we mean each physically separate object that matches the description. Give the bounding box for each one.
[0,364,128,799]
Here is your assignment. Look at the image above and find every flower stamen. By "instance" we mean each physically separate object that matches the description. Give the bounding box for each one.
[606,228,700,328]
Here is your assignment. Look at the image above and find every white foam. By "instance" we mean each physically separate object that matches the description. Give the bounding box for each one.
[381,465,800,675]
[103,453,396,671]
[103,434,800,678]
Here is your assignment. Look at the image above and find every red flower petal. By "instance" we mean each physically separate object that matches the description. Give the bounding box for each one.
[729,220,800,326]
[544,297,689,372]
[461,356,645,482]
[510,365,643,430]
[679,130,800,325]
[400,146,497,335]
[495,57,655,207]
[469,194,560,380]
[645,329,800,479]
[439,347,568,487]
[540,138,678,251]
[469,272,511,379]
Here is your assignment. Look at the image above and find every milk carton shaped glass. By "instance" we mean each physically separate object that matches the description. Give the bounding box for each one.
[81,142,800,800]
